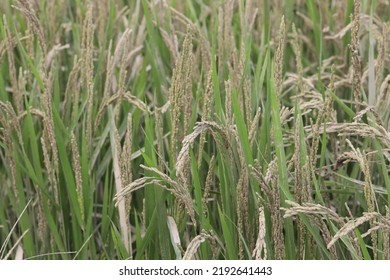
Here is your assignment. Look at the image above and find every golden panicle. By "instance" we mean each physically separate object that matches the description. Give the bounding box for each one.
[375,36,384,86]
[96,0,109,45]
[41,128,58,205]
[328,212,379,249]
[223,0,234,64]
[283,201,342,259]
[39,66,60,205]
[349,0,361,112]
[15,0,47,57]
[0,105,18,201]
[274,16,286,97]
[118,33,130,98]
[252,206,267,260]
[270,159,285,260]
[384,207,390,260]
[232,126,251,256]
[71,132,84,222]
[36,187,46,242]
[95,91,147,129]
[84,3,95,159]
[122,92,148,112]
[344,139,377,258]
[139,165,197,228]
[344,140,375,215]
[183,53,194,136]
[183,231,213,260]
[252,158,286,259]
[169,27,193,160]
[283,201,344,225]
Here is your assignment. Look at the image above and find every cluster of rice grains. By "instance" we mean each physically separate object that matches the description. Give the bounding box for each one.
[1,0,390,260]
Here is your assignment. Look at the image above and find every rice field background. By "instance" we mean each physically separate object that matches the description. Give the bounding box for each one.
[1,0,390,260]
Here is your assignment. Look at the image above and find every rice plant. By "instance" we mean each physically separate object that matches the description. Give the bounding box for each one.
[0,0,390,260]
